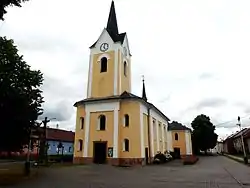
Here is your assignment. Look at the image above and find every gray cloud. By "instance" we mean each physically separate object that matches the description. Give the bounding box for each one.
[39,100,73,121]
[38,75,84,124]
[15,34,80,53]
[199,72,214,80]
[244,106,250,114]
[195,98,227,110]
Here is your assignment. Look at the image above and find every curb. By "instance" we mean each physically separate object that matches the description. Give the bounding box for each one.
[223,154,250,167]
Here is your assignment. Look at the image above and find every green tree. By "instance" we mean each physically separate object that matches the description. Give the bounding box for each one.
[0,36,44,153]
[0,0,29,20]
[191,114,218,154]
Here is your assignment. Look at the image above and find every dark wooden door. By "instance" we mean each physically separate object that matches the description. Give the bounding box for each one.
[145,148,149,164]
[174,147,181,159]
[93,142,107,164]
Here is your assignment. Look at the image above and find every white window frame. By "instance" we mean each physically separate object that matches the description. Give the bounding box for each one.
[80,117,84,129]
[123,114,129,127]
[97,115,106,130]
[123,139,129,152]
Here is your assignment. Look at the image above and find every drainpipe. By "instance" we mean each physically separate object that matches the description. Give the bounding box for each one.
[147,107,152,163]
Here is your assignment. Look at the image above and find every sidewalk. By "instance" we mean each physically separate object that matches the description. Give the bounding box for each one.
[223,154,250,166]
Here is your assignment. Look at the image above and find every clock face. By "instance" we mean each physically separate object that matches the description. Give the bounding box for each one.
[123,47,127,56]
[100,43,109,52]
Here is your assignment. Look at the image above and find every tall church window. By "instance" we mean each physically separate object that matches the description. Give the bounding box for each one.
[124,61,127,76]
[175,133,178,141]
[124,114,129,127]
[123,139,129,151]
[78,139,83,151]
[153,120,156,140]
[80,117,84,129]
[100,57,107,72]
[98,115,106,130]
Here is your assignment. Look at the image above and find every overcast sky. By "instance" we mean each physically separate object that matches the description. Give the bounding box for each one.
[1,0,250,140]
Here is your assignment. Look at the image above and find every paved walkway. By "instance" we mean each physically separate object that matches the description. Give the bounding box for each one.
[8,156,250,188]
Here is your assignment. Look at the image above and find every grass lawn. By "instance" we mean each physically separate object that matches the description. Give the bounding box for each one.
[0,162,38,186]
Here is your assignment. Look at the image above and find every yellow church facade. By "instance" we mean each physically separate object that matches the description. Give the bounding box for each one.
[73,1,192,166]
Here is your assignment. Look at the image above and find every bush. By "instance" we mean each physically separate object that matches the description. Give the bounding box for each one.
[153,153,167,164]
[182,155,199,165]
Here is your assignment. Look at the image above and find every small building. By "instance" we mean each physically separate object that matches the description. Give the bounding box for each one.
[223,132,238,154]
[232,128,250,154]
[22,127,75,156]
[168,121,193,158]
[213,141,223,154]
[46,128,75,155]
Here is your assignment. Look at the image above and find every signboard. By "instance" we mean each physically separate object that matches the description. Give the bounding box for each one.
[108,147,113,157]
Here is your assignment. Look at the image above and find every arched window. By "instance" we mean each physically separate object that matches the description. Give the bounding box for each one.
[100,57,107,72]
[124,114,129,127]
[123,61,127,76]
[98,115,106,130]
[123,139,129,151]
[153,120,156,140]
[78,139,83,151]
[80,117,84,129]
[175,133,178,141]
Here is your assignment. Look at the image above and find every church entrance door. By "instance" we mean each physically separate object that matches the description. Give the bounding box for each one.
[93,141,107,164]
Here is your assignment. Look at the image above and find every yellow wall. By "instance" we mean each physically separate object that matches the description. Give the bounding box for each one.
[88,111,114,158]
[91,51,115,98]
[74,105,85,157]
[171,131,186,155]
[119,100,140,158]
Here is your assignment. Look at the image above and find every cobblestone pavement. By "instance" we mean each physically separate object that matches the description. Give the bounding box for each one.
[8,156,250,188]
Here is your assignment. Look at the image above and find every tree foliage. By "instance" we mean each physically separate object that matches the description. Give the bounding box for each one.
[191,114,218,153]
[0,36,44,152]
[0,0,29,20]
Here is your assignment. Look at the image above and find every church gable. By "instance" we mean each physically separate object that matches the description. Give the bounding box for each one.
[122,34,131,57]
[90,28,116,51]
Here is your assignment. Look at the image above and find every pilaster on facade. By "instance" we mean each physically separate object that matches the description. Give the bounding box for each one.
[150,117,155,157]
[83,111,90,157]
[161,124,165,151]
[113,109,119,158]
[156,122,160,152]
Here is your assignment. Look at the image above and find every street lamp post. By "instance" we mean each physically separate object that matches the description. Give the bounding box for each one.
[237,116,248,164]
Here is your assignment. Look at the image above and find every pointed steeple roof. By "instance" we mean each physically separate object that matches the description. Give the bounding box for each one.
[106,1,119,37]
[142,75,147,101]
[89,1,126,48]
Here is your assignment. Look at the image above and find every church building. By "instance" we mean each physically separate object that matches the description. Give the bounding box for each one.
[73,1,193,166]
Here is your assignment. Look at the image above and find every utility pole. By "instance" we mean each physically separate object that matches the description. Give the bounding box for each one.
[24,128,32,176]
[237,116,248,164]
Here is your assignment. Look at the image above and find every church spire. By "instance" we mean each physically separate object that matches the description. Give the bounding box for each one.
[142,75,147,101]
[106,1,119,37]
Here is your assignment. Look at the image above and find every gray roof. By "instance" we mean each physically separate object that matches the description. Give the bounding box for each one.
[74,91,170,122]
[168,121,192,132]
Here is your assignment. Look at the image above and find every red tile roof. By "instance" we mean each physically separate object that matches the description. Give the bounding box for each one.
[243,128,250,138]
[46,128,75,142]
